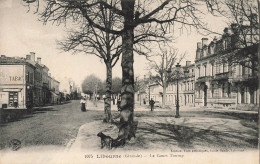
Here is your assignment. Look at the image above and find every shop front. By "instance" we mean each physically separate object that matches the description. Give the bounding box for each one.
[0,65,27,109]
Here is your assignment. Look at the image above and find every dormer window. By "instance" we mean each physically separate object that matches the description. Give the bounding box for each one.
[223,39,228,50]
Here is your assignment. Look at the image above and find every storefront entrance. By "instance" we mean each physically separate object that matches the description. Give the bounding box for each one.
[9,92,18,107]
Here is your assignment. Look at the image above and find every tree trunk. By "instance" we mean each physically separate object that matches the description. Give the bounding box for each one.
[162,83,166,108]
[117,0,136,141]
[104,63,112,122]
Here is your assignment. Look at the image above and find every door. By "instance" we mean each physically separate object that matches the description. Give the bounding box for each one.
[9,92,18,107]
[204,85,207,106]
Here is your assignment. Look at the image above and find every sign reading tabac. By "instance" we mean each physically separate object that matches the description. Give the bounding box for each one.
[0,65,24,85]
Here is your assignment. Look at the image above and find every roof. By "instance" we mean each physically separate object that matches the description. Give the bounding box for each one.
[0,56,36,68]
[0,57,26,64]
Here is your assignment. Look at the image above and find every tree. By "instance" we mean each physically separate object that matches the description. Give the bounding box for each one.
[81,74,103,106]
[149,44,186,108]
[58,1,121,122]
[25,0,221,144]
[56,1,164,123]
[214,0,259,72]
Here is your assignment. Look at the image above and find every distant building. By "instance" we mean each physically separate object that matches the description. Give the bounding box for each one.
[49,75,60,104]
[148,61,195,107]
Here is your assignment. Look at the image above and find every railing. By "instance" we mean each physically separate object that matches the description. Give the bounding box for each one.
[214,72,229,81]
[230,74,257,82]
[196,76,214,83]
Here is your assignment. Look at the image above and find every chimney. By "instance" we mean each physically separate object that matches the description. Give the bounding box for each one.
[26,55,31,60]
[231,23,238,33]
[144,75,146,79]
[223,27,229,34]
[37,57,41,64]
[197,42,202,49]
[30,52,35,61]
[202,38,208,47]
[48,73,51,77]
[1,55,6,58]
[186,61,191,66]
[213,36,217,42]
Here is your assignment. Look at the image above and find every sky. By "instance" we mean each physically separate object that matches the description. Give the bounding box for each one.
[0,0,228,90]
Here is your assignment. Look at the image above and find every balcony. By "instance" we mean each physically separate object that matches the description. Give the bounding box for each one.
[213,72,229,81]
[43,82,49,89]
[196,76,214,83]
[229,74,257,83]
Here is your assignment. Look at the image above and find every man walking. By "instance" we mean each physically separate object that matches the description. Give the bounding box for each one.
[149,98,155,111]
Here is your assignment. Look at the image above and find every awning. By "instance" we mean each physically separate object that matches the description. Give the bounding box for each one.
[2,88,22,92]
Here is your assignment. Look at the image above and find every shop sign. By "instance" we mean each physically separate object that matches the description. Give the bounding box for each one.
[0,65,24,84]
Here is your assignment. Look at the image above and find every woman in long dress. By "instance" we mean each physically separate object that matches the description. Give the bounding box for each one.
[80,97,87,112]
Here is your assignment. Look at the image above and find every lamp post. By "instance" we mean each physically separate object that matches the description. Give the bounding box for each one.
[175,63,181,118]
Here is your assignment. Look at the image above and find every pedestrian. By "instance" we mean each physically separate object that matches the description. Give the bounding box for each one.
[149,98,155,111]
[117,97,121,111]
[80,97,87,112]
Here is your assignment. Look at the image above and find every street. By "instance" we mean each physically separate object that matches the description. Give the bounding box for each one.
[0,101,258,151]
[0,100,112,150]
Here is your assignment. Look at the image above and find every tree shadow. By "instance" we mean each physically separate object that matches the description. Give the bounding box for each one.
[136,118,258,150]
[0,107,56,124]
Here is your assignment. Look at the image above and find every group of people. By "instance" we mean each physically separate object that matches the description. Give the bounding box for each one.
[80,95,155,112]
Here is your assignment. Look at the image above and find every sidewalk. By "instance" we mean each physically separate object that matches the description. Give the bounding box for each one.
[67,106,258,153]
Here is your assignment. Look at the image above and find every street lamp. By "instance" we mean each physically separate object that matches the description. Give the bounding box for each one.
[175,63,181,118]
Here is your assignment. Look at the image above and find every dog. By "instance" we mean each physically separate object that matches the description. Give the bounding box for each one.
[97,132,113,149]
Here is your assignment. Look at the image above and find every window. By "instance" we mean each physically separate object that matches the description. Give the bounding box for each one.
[211,85,214,98]
[250,88,254,104]
[242,65,246,75]
[227,83,231,98]
[204,64,207,76]
[223,63,228,72]
[26,72,29,82]
[222,84,225,98]
[241,88,245,103]
[223,40,227,49]
[211,63,214,76]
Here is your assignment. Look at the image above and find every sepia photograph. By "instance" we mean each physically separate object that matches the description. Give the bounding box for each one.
[0,0,259,163]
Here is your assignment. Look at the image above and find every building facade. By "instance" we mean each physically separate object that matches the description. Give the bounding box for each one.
[194,26,259,111]
[0,53,60,109]
[148,61,195,107]
[49,76,60,104]
[0,56,35,109]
